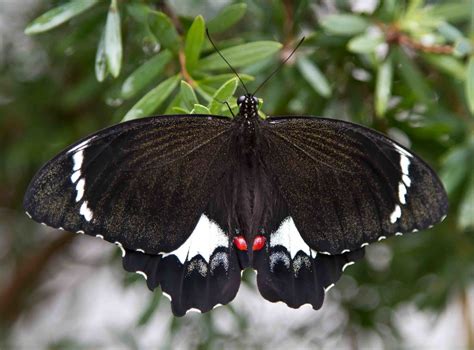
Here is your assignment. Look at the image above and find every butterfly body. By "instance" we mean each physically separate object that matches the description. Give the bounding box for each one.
[24,94,447,316]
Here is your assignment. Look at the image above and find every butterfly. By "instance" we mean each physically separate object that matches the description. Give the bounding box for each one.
[23,37,448,316]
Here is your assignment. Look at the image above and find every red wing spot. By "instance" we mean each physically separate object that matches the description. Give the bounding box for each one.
[252,235,266,251]
[233,236,248,251]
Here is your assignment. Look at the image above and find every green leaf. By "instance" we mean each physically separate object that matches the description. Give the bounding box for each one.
[95,28,108,82]
[123,75,180,121]
[440,146,470,195]
[375,56,393,117]
[198,73,254,87]
[296,57,331,98]
[185,15,205,71]
[25,0,99,34]
[121,50,172,99]
[321,14,370,36]
[422,54,466,80]
[148,11,180,53]
[207,3,247,33]
[394,47,433,104]
[459,170,474,230]
[347,33,383,54]
[466,56,474,115]
[172,106,190,114]
[105,0,122,77]
[199,41,282,70]
[453,38,472,57]
[180,81,198,110]
[192,104,211,114]
[208,78,238,114]
[429,3,472,22]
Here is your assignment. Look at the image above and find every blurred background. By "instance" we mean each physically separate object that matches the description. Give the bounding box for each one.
[1,0,474,348]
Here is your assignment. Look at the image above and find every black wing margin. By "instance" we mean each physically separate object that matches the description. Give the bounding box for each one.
[24,115,233,254]
[261,116,448,255]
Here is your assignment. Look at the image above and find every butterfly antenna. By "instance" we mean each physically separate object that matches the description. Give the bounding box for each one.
[253,37,305,96]
[206,28,249,95]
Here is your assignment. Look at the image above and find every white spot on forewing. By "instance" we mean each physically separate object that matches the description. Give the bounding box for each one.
[395,232,403,236]
[400,154,411,175]
[390,205,401,224]
[136,271,147,280]
[402,174,411,187]
[393,142,413,159]
[398,182,407,204]
[361,243,369,248]
[114,241,126,257]
[378,236,386,241]
[72,150,84,171]
[70,170,81,183]
[341,249,350,254]
[25,211,32,219]
[77,230,84,234]
[96,234,104,239]
[79,201,93,221]
[67,136,97,154]
[162,292,172,301]
[342,261,355,271]
[162,214,228,264]
[213,303,223,310]
[136,248,145,253]
[270,217,312,259]
[75,178,85,202]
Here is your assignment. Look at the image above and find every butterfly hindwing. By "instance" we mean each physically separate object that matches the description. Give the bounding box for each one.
[261,116,448,255]
[24,115,234,254]
[122,215,243,316]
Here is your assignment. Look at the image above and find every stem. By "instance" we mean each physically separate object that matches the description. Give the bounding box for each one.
[0,234,75,326]
[461,288,474,349]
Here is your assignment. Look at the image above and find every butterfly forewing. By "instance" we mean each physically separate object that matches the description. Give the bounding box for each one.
[24,115,234,254]
[261,116,448,255]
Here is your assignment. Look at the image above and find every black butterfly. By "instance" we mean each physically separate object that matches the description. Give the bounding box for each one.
[23,39,448,316]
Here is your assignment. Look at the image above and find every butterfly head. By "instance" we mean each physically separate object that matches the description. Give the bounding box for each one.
[237,94,259,119]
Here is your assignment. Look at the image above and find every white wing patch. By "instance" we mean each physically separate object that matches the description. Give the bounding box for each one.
[390,143,413,224]
[162,214,229,264]
[270,217,316,259]
[69,137,96,222]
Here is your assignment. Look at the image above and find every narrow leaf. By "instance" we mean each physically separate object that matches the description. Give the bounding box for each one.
[296,57,331,98]
[95,28,108,82]
[105,0,122,77]
[348,33,383,54]
[440,146,469,194]
[180,81,198,110]
[172,106,190,114]
[123,75,180,121]
[321,14,370,36]
[375,56,393,117]
[467,56,474,114]
[207,3,247,33]
[185,16,205,71]
[25,0,99,34]
[394,47,433,104]
[208,78,238,114]
[199,41,282,70]
[193,104,211,114]
[148,11,180,53]
[423,54,466,80]
[121,50,172,99]
[459,170,474,229]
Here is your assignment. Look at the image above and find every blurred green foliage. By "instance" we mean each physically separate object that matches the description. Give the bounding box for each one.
[1,0,474,348]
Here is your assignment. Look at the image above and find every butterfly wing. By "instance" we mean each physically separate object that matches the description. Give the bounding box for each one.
[24,115,233,254]
[252,189,365,309]
[260,116,448,255]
